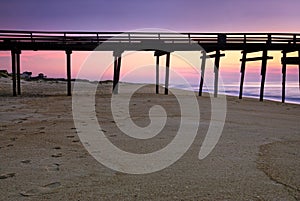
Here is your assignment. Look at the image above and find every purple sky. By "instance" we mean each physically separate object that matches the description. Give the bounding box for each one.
[1,0,300,32]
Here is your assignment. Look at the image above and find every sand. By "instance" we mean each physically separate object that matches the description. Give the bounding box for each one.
[0,77,299,201]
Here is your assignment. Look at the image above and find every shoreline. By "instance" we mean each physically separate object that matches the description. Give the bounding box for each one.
[1,76,299,106]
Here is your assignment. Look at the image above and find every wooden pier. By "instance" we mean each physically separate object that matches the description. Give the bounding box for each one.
[0,30,300,102]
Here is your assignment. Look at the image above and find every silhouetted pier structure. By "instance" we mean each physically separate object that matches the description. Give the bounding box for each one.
[1,30,300,102]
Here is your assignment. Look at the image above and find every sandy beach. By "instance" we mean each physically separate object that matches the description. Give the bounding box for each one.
[0,77,299,201]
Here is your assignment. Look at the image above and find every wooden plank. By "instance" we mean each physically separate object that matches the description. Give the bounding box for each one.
[281,57,300,65]
[281,50,298,54]
[201,53,225,58]
[218,34,227,44]
[241,50,262,54]
[154,50,168,57]
[240,56,273,62]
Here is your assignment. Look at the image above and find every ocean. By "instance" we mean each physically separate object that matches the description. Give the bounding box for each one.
[171,81,300,104]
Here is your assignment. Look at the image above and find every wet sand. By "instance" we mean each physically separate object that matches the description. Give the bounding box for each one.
[0,77,299,200]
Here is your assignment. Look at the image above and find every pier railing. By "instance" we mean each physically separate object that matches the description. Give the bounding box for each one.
[0,30,300,45]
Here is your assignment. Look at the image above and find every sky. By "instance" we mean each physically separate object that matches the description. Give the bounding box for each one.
[0,0,300,86]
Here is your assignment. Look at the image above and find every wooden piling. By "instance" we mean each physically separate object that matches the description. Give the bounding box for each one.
[164,53,170,95]
[11,50,16,96]
[214,50,221,98]
[260,50,268,101]
[298,51,300,91]
[66,50,72,96]
[199,51,206,96]
[282,51,287,103]
[156,56,160,94]
[113,56,119,94]
[117,56,122,91]
[239,51,247,99]
[16,50,21,95]
[112,52,122,94]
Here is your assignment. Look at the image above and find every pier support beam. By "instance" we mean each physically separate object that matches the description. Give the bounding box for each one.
[281,51,287,103]
[260,50,268,101]
[16,50,21,95]
[66,50,72,96]
[214,50,221,98]
[281,51,300,102]
[239,51,247,99]
[154,51,171,95]
[165,53,170,95]
[239,50,273,101]
[199,51,206,96]
[199,51,224,97]
[155,55,160,94]
[112,52,122,94]
[298,51,300,91]
[11,50,16,96]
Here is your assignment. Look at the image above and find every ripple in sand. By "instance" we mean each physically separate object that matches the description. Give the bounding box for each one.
[20,182,61,197]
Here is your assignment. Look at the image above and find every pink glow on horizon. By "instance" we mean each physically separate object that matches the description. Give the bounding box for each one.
[0,50,299,85]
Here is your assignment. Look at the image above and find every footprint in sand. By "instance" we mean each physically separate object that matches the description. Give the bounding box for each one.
[20,182,61,197]
[45,163,60,172]
[0,173,15,179]
[51,153,62,158]
[21,160,31,164]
